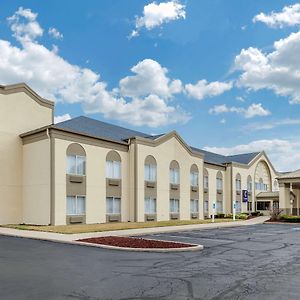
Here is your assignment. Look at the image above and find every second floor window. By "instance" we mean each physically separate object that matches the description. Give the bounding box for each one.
[204,176,209,189]
[106,161,121,179]
[247,181,252,191]
[217,178,223,190]
[67,155,86,175]
[170,168,180,184]
[190,172,198,187]
[144,164,156,182]
[236,179,241,191]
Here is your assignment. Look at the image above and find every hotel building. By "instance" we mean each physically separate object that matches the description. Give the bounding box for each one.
[0,83,298,226]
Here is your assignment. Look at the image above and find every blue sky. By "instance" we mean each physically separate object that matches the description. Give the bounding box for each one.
[1,1,300,171]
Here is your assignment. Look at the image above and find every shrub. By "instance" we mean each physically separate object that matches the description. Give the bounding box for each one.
[269,208,283,221]
[250,212,260,217]
[216,213,225,218]
[280,215,300,223]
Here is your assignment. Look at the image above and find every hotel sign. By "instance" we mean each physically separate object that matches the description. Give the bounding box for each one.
[242,190,248,202]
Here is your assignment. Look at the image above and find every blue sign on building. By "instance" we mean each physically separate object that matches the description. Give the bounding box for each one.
[242,190,248,202]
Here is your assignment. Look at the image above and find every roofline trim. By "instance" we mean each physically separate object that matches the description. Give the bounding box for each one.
[0,83,54,109]
[132,131,204,159]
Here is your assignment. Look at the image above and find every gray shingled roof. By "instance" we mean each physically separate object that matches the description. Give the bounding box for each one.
[54,116,152,142]
[54,116,260,165]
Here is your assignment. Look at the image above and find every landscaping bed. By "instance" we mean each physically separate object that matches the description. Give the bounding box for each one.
[77,236,197,249]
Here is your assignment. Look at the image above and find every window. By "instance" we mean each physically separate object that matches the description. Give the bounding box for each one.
[217,178,223,190]
[263,184,268,191]
[144,164,156,182]
[247,202,252,211]
[235,201,241,213]
[106,161,121,179]
[257,201,270,211]
[67,155,86,175]
[190,172,199,187]
[67,196,86,215]
[170,199,179,213]
[170,168,180,184]
[145,197,156,214]
[255,181,268,191]
[106,197,121,214]
[204,176,209,189]
[236,179,241,191]
[204,200,209,213]
[216,201,223,213]
[247,181,252,191]
[190,199,199,213]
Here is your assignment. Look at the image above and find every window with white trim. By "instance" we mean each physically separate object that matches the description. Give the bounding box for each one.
[247,180,252,191]
[170,199,180,213]
[190,172,199,187]
[217,178,223,190]
[106,161,121,179]
[106,197,121,214]
[236,178,241,191]
[216,201,223,213]
[144,197,156,214]
[204,176,209,189]
[144,164,156,182]
[66,196,86,215]
[67,155,86,175]
[204,200,209,213]
[170,168,180,184]
[190,199,199,213]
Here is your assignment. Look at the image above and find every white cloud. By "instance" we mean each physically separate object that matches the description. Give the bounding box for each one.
[48,27,63,40]
[209,103,270,118]
[0,7,191,128]
[253,3,300,28]
[204,139,300,172]
[245,118,300,131]
[54,114,71,123]
[7,7,43,43]
[130,0,186,38]
[235,30,300,104]
[185,80,232,100]
[119,59,182,98]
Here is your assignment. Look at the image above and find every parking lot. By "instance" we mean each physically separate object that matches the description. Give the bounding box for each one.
[1,223,300,299]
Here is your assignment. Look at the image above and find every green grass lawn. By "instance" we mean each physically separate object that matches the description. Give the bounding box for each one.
[3,218,236,234]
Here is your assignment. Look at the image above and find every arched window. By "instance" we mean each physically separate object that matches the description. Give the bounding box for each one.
[255,160,271,191]
[170,160,180,185]
[273,179,279,191]
[247,175,252,192]
[216,171,223,191]
[235,173,241,192]
[190,164,199,187]
[66,143,86,175]
[106,151,121,179]
[204,168,209,190]
[144,155,157,182]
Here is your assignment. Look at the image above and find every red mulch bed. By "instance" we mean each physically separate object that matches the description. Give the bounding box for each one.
[77,236,196,249]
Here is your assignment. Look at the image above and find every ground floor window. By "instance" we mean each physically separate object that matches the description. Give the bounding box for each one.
[247,202,252,211]
[216,201,223,213]
[235,201,241,213]
[170,199,180,213]
[190,199,199,213]
[67,196,86,215]
[204,200,209,213]
[145,197,156,214]
[106,197,121,214]
[273,201,279,209]
[257,201,270,211]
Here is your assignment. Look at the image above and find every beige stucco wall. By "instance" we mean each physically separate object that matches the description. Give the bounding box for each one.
[204,164,227,215]
[135,137,204,222]
[0,92,52,224]
[53,138,130,225]
[22,138,51,225]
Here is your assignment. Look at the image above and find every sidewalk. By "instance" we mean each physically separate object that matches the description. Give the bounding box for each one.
[0,216,269,245]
